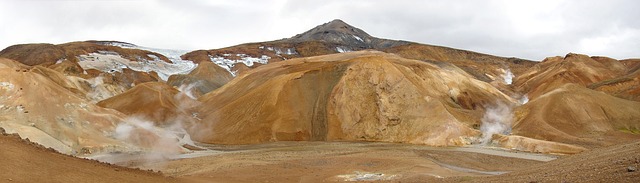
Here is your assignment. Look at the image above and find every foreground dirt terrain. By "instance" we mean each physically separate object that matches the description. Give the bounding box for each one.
[128,140,639,183]
[468,140,640,183]
[0,129,178,183]
[135,142,552,182]
[5,128,639,183]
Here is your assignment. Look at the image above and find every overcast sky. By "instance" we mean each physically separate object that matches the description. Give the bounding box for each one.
[1,0,638,60]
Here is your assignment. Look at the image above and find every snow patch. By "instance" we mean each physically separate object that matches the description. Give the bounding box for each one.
[352,35,364,42]
[260,46,298,55]
[55,58,65,64]
[101,43,198,80]
[209,54,270,77]
[336,47,352,53]
[76,52,196,81]
[283,48,297,55]
[519,95,529,105]
[101,42,137,48]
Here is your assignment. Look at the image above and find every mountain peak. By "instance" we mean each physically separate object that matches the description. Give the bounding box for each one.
[327,19,347,26]
[322,19,353,31]
[291,19,371,42]
[290,19,405,50]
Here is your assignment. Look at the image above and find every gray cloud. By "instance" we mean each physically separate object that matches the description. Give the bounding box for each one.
[0,0,638,60]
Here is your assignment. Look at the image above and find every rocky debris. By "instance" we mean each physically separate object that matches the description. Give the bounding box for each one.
[628,166,637,172]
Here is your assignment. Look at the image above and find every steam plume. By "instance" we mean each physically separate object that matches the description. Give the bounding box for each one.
[479,102,513,145]
[114,117,184,158]
[177,81,201,100]
[502,69,514,85]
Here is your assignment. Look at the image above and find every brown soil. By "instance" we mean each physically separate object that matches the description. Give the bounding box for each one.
[0,129,178,183]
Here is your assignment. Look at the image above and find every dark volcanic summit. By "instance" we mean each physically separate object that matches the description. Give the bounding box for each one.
[290,19,408,49]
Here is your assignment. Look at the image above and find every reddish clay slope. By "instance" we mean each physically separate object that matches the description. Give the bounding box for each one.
[589,58,640,101]
[191,51,515,146]
[97,82,197,126]
[514,53,625,99]
[513,84,640,148]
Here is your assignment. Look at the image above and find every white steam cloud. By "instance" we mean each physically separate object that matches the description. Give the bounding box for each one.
[85,76,125,103]
[502,69,514,85]
[519,95,529,105]
[177,81,201,100]
[113,117,186,160]
[92,82,205,164]
[479,102,514,145]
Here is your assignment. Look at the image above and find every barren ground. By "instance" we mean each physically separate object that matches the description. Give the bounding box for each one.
[133,142,554,182]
